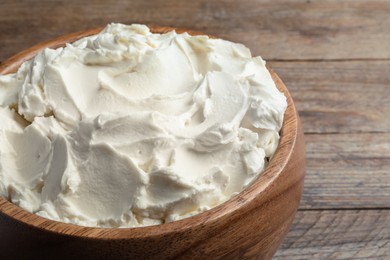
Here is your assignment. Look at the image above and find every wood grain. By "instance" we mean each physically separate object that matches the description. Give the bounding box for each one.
[1,0,390,62]
[271,60,390,211]
[301,133,390,209]
[269,60,390,134]
[276,210,390,259]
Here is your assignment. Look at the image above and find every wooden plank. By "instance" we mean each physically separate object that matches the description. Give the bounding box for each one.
[270,60,390,134]
[1,0,390,62]
[275,210,390,259]
[300,133,390,209]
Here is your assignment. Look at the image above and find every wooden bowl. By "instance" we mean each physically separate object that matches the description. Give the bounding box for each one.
[0,26,305,259]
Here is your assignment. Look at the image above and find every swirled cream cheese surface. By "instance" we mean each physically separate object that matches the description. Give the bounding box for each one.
[0,24,287,227]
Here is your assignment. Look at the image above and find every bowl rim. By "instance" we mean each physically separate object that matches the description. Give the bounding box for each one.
[0,25,299,240]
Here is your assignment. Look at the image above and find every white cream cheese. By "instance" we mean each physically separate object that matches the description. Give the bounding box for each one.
[0,24,287,227]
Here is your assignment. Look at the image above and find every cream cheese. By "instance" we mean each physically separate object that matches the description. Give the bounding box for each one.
[0,24,287,227]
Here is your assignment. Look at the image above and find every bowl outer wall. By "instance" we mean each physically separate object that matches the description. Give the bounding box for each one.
[0,26,305,259]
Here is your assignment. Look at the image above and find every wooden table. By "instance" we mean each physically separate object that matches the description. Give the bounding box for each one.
[1,0,389,259]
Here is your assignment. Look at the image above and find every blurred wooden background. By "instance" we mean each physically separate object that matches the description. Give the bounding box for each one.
[1,0,389,258]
